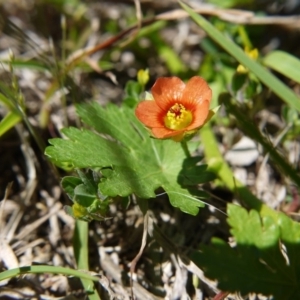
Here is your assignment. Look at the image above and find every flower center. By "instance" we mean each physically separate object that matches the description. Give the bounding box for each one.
[164,103,193,130]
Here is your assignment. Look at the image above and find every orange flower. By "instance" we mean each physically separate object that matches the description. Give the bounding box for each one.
[135,76,212,141]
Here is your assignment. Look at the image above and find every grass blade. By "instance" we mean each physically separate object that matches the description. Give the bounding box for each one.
[0,111,22,137]
[179,1,300,112]
[0,265,99,282]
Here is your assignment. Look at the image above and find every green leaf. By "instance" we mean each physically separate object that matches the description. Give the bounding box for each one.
[62,176,82,201]
[0,92,16,110]
[227,205,281,248]
[245,77,261,99]
[0,59,51,72]
[191,204,300,299]
[123,80,143,107]
[206,0,254,8]
[77,169,98,196]
[231,72,247,92]
[74,184,96,207]
[125,80,142,99]
[263,50,300,84]
[0,84,20,110]
[0,110,22,137]
[178,157,216,185]
[45,103,210,215]
[62,170,110,222]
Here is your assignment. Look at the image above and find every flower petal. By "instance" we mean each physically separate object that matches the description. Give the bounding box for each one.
[151,77,186,110]
[181,76,212,108]
[186,100,210,130]
[151,127,184,139]
[135,101,164,127]
[135,76,213,142]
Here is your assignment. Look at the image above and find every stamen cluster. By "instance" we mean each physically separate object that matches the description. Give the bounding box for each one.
[164,103,193,130]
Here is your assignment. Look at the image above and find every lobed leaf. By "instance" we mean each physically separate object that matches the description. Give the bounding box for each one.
[45,103,212,215]
[192,204,300,299]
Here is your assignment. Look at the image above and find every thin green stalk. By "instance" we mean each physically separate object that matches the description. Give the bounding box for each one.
[223,98,300,186]
[179,1,300,112]
[61,15,67,66]
[74,220,101,300]
[199,124,277,219]
[238,25,252,49]
[181,140,191,157]
[0,265,99,282]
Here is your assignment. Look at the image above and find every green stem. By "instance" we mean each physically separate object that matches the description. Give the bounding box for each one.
[199,124,277,219]
[74,220,101,300]
[238,25,252,49]
[181,140,191,157]
[223,97,300,186]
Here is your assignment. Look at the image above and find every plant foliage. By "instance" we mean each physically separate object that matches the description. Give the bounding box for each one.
[192,204,300,299]
[45,102,214,215]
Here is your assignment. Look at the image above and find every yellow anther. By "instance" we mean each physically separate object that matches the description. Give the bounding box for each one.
[164,103,193,130]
